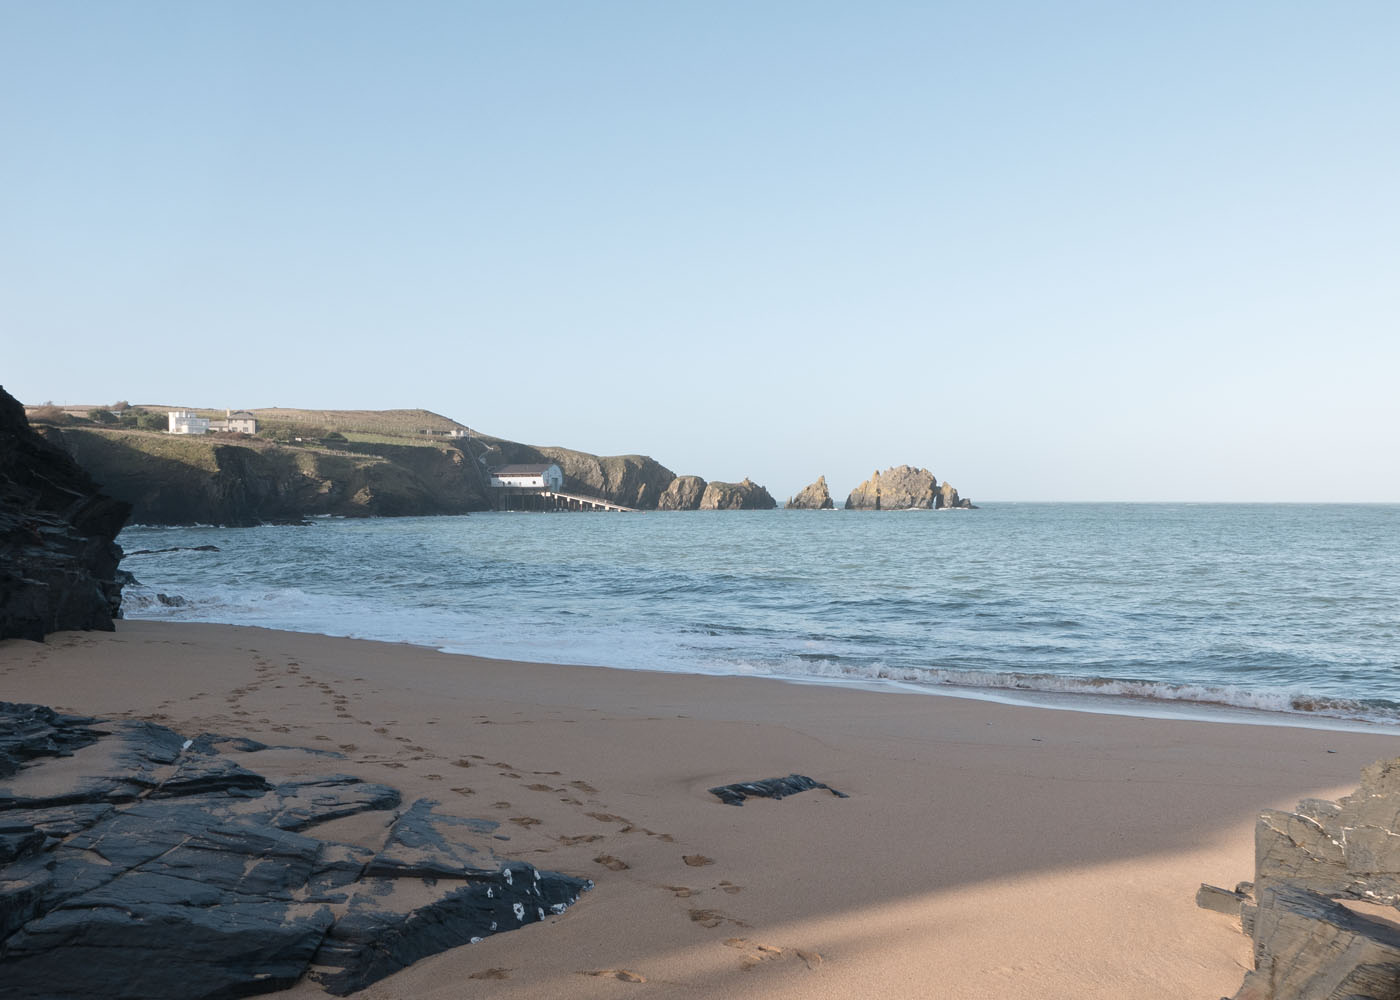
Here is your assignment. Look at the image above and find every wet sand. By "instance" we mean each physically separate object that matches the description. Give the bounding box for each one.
[4,619,1398,998]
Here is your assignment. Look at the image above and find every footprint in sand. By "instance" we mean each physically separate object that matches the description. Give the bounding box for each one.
[593,855,629,871]
[468,968,512,980]
[451,787,474,796]
[683,855,715,867]
[665,886,694,898]
[570,780,599,794]
[690,908,747,929]
[492,801,512,809]
[724,938,822,972]
[580,970,646,983]
[510,816,541,828]
[718,881,742,894]
[557,834,603,846]
[524,783,557,792]
[587,812,628,824]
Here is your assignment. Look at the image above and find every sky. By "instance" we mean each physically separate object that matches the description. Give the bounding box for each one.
[3,1,1397,502]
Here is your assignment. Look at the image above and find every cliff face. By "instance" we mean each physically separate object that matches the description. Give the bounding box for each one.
[48,429,491,526]
[699,478,778,510]
[658,475,707,511]
[0,387,131,640]
[787,476,834,510]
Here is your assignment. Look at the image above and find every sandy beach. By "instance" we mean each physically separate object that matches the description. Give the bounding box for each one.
[4,620,1398,999]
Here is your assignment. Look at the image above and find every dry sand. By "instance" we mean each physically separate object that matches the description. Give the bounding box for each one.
[4,620,1399,999]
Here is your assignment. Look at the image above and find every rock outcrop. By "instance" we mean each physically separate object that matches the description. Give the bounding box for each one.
[698,478,778,510]
[844,466,974,510]
[0,702,591,998]
[1199,757,1400,999]
[786,476,834,510]
[658,475,707,511]
[0,387,131,640]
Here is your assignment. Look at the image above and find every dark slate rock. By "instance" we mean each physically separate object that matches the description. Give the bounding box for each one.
[0,702,106,779]
[2,900,336,1000]
[0,707,591,998]
[0,825,44,866]
[0,386,131,640]
[250,774,402,833]
[313,863,593,996]
[0,857,51,942]
[364,798,496,879]
[709,773,849,806]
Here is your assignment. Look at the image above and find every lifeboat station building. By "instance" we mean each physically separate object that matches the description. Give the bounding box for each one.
[489,463,564,491]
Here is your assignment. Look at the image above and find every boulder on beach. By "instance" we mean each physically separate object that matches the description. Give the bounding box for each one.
[698,478,777,510]
[786,476,834,510]
[0,386,131,640]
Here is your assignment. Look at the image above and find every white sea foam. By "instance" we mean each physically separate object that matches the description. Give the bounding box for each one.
[115,504,1400,731]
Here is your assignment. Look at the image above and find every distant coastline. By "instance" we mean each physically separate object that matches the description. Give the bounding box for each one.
[24,403,974,525]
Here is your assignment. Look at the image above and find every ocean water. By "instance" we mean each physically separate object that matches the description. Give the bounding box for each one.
[118,504,1400,728]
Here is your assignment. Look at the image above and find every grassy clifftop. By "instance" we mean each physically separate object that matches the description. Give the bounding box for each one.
[46,427,490,525]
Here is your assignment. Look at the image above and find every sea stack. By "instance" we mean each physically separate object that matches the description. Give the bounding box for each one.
[698,478,777,510]
[787,476,834,510]
[844,465,974,510]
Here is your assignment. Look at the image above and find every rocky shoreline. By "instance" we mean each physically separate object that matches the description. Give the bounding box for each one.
[0,701,591,999]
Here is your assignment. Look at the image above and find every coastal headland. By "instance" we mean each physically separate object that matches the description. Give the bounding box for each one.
[22,402,971,524]
[4,619,1396,999]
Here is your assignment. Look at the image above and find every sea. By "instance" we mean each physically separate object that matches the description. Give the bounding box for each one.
[118,504,1400,731]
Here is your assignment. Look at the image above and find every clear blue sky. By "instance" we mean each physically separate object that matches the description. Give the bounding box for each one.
[4,2,1396,501]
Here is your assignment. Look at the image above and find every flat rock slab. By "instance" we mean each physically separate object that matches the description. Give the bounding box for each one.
[0,703,591,999]
[709,773,849,806]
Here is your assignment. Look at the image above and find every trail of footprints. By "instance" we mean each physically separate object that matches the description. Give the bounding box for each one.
[218,653,824,983]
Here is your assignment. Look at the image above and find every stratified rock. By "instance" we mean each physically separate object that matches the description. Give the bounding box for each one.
[1231,886,1400,1000]
[708,774,849,806]
[0,704,591,999]
[937,481,976,509]
[658,475,707,511]
[698,478,777,510]
[0,386,131,639]
[1204,757,1400,1000]
[786,476,834,510]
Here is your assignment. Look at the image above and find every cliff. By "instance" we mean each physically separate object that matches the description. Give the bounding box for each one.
[844,466,974,510]
[46,428,491,526]
[786,476,834,510]
[658,475,707,511]
[699,478,778,510]
[0,387,130,640]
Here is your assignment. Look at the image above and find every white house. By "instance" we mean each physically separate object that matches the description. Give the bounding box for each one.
[167,409,210,435]
[208,410,258,434]
[490,463,564,491]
